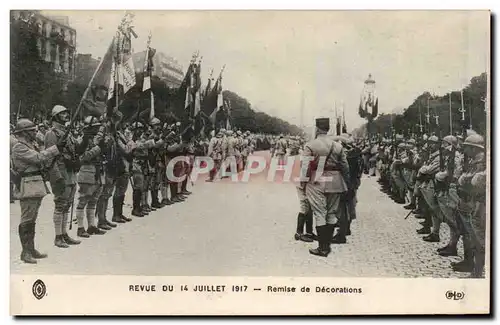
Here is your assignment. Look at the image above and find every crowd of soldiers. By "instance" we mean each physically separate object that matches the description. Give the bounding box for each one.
[9,104,272,265]
[292,117,487,279]
[368,131,486,278]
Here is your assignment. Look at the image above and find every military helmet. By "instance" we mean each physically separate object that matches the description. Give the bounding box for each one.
[150,117,161,126]
[83,116,102,128]
[435,171,448,182]
[14,118,37,133]
[463,134,485,150]
[407,139,416,146]
[422,134,429,141]
[51,105,69,118]
[397,143,406,149]
[237,130,242,136]
[395,134,404,142]
[442,135,458,149]
[130,121,144,130]
[427,135,439,143]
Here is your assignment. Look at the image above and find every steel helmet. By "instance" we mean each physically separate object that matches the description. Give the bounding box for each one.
[422,134,429,141]
[428,135,439,143]
[14,118,37,133]
[51,105,69,118]
[463,134,485,150]
[150,117,161,126]
[442,135,458,149]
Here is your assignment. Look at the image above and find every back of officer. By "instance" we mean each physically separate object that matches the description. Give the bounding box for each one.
[301,118,350,257]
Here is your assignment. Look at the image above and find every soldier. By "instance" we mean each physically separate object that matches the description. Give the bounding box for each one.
[44,105,81,248]
[74,116,108,237]
[274,135,287,168]
[207,129,224,182]
[434,135,463,256]
[11,119,61,263]
[179,128,194,196]
[111,119,134,223]
[301,118,350,257]
[453,134,486,274]
[130,122,154,216]
[414,135,441,238]
[148,117,166,209]
[341,134,363,236]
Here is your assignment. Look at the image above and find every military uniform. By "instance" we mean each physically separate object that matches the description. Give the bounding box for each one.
[112,129,135,222]
[45,106,82,248]
[207,131,224,181]
[453,134,486,275]
[301,118,350,257]
[12,119,60,263]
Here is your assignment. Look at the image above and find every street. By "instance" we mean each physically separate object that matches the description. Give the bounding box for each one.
[10,150,469,278]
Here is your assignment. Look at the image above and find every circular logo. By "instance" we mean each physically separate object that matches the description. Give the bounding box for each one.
[32,279,46,300]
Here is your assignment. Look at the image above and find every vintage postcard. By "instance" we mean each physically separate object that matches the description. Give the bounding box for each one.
[9,9,490,315]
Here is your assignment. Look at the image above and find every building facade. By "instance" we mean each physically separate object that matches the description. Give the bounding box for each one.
[11,10,77,81]
[133,50,184,89]
[75,53,100,86]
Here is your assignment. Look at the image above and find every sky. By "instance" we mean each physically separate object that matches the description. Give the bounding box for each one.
[42,10,490,130]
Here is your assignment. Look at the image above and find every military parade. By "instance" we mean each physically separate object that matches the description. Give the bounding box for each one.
[10,10,489,280]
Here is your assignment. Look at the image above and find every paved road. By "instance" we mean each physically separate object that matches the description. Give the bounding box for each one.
[10,151,469,278]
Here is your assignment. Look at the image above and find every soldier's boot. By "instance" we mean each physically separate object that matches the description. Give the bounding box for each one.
[294,213,313,242]
[452,236,474,272]
[29,223,47,259]
[304,210,316,240]
[159,186,170,206]
[309,226,330,257]
[112,197,126,223]
[331,211,347,244]
[180,179,192,195]
[77,227,90,238]
[103,198,117,227]
[170,184,181,203]
[19,224,36,264]
[294,212,306,240]
[54,235,69,248]
[151,190,163,209]
[62,233,81,245]
[132,190,144,217]
[119,195,132,222]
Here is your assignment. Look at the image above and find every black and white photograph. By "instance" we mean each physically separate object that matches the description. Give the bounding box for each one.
[8,9,490,315]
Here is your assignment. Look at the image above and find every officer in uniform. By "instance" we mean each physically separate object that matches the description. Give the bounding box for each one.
[44,105,81,248]
[74,116,109,238]
[12,119,61,263]
[301,118,350,257]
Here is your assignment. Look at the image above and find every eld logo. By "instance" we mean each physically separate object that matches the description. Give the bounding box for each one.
[445,290,465,300]
[32,279,46,300]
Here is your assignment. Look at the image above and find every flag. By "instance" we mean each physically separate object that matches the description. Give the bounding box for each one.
[81,38,116,117]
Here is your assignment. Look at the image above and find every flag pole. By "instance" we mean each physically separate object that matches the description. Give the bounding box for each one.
[449,92,453,135]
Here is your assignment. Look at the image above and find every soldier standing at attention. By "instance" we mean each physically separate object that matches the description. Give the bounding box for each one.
[12,119,61,263]
[301,118,350,257]
[207,129,224,182]
[44,105,82,248]
[74,116,108,238]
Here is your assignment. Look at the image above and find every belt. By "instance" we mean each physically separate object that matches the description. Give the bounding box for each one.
[20,171,43,178]
[323,166,342,171]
